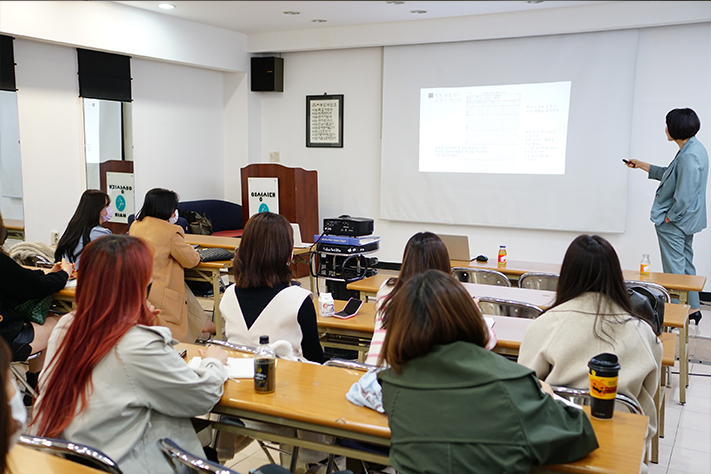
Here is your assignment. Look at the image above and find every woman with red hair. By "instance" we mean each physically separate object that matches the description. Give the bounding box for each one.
[32,235,228,474]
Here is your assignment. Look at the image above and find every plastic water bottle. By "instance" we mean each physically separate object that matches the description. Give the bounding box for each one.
[498,246,507,266]
[254,335,275,394]
[640,254,650,276]
[318,292,335,317]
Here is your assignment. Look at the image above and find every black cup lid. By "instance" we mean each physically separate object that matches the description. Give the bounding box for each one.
[259,335,270,344]
[588,352,621,371]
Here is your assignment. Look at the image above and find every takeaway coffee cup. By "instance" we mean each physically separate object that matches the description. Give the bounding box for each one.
[587,353,621,419]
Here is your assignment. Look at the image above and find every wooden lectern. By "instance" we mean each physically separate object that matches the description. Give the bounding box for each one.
[241,164,319,278]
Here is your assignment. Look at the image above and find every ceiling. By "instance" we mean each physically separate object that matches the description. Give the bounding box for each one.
[116,1,608,35]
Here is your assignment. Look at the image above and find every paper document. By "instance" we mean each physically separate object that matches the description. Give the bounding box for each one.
[189,356,255,379]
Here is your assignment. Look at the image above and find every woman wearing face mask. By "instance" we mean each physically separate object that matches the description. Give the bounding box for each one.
[0,336,27,473]
[55,190,113,268]
[129,188,212,342]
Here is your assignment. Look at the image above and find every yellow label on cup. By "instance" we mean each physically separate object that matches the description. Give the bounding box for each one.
[589,370,618,400]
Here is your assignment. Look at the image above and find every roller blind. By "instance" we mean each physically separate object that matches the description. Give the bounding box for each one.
[0,35,16,92]
[77,48,132,101]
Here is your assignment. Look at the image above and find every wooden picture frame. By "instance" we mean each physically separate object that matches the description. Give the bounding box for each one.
[306,94,343,148]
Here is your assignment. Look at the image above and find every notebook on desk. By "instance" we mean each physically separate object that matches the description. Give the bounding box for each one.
[439,234,476,261]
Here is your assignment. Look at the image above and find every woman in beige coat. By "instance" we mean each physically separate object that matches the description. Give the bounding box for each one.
[129,188,210,342]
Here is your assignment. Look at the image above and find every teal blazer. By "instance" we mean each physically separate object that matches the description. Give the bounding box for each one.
[649,136,708,235]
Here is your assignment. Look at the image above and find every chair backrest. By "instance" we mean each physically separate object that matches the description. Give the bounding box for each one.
[323,358,375,372]
[519,272,560,290]
[206,339,255,354]
[158,438,240,474]
[624,280,671,303]
[19,435,123,474]
[477,297,543,319]
[551,386,643,415]
[452,268,511,287]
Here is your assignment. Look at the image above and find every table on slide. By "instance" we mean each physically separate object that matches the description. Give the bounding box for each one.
[179,343,648,474]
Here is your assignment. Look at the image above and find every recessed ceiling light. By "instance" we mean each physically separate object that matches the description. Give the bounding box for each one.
[158,3,175,10]
[283,11,300,15]
[386,1,405,4]
[311,19,327,23]
[410,9,427,14]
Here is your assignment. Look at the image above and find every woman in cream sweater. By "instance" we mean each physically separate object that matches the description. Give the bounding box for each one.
[518,235,662,443]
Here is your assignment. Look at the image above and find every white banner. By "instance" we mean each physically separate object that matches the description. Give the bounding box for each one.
[248,177,279,217]
[106,172,135,224]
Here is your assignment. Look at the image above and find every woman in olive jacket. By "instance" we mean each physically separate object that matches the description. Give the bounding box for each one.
[378,270,598,474]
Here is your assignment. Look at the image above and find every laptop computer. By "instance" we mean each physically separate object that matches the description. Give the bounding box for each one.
[439,234,476,261]
[291,223,314,248]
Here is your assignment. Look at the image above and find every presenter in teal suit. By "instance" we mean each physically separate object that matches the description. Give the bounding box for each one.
[628,108,708,324]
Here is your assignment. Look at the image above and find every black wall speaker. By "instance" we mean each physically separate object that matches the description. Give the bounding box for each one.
[251,57,284,92]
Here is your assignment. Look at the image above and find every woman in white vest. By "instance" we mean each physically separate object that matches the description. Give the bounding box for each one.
[220,212,323,362]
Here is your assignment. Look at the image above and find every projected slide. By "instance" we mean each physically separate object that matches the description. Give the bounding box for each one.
[419,81,571,174]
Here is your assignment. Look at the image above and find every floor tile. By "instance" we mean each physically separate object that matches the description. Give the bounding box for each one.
[678,409,711,432]
[683,394,711,415]
[674,427,711,454]
[654,440,674,469]
[668,446,711,473]
[232,454,273,473]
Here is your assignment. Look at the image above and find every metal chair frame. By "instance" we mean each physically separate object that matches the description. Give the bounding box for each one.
[19,435,124,474]
[202,339,256,354]
[518,272,560,290]
[158,438,241,474]
[550,385,644,415]
[451,267,512,287]
[624,280,671,303]
[477,297,543,319]
[323,358,376,372]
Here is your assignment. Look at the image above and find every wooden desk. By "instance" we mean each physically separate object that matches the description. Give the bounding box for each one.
[451,258,560,277]
[316,300,377,362]
[4,218,24,241]
[180,343,648,474]
[53,260,233,339]
[663,303,690,404]
[8,444,107,473]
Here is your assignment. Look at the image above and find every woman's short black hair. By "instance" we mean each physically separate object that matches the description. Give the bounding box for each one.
[666,108,700,140]
[136,188,179,221]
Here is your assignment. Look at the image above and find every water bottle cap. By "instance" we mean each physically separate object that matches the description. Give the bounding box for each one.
[259,335,270,344]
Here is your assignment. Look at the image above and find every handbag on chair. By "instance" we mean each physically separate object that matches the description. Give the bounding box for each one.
[627,286,665,336]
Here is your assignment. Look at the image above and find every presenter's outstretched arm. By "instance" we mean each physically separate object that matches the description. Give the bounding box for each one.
[626,159,651,172]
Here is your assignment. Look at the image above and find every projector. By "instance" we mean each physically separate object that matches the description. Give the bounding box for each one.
[323,216,374,236]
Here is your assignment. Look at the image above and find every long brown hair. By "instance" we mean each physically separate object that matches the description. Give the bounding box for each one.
[551,234,647,341]
[33,235,156,437]
[380,270,489,371]
[55,190,110,263]
[0,338,11,474]
[233,212,293,288]
[381,232,450,327]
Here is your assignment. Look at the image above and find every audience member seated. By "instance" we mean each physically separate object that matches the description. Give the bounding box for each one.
[32,235,228,474]
[378,270,598,474]
[365,232,494,366]
[54,190,112,268]
[129,188,214,342]
[0,213,73,394]
[220,212,323,363]
[518,234,662,443]
[1,337,27,473]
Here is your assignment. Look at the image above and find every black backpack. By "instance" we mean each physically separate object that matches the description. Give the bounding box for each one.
[627,286,666,336]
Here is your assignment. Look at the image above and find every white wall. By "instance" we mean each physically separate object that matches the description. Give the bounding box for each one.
[14,39,85,243]
[259,24,711,291]
[131,58,227,208]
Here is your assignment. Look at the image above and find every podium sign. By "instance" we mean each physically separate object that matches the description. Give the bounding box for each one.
[248,177,279,217]
[106,172,135,224]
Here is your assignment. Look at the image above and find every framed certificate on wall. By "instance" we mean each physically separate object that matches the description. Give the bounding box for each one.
[306,94,343,148]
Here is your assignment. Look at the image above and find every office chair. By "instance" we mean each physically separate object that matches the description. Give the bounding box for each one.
[519,272,559,290]
[19,435,124,474]
[451,267,511,287]
[477,297,543,319]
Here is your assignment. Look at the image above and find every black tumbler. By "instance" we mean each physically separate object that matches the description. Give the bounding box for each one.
[587,353,621,419]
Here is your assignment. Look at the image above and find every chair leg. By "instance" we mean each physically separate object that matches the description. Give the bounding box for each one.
[257,440,278,465]
[289,446,300,473]
[10,365,36,399]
